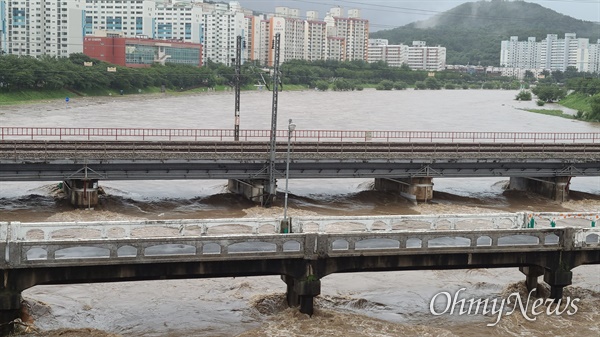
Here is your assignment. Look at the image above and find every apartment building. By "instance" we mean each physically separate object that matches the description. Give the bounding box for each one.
[152,1,203,43]
[0,1,370,68]
[501,33,599,72]
[0,0,6,54]
[1,0,84,57]
[589,40,600,74]
[304,12,327,62]
[368,39,445,71]
[500,36,541,69]
[367,39,408,67]
[326,8,368,62]
[406,41,446,71]
[201,5,244,66]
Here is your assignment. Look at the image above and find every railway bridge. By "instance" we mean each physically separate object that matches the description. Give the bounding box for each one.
[1,127,599,207]
[0,212,598,335]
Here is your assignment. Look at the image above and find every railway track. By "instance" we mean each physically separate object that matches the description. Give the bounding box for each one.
[1,140,599,155]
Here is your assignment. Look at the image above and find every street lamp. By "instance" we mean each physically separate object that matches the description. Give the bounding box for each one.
[282,118,296,233]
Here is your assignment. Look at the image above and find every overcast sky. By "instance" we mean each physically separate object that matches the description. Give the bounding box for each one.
[239,0,600,31]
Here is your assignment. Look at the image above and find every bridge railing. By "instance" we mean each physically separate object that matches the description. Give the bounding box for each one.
[4,228,598,268]
[2,127,598,143]
[4,218,283,241]
[293,213,525,232]
[4,212,598,243]
[526,212,599,229]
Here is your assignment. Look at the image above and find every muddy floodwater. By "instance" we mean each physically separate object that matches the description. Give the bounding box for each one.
[1,89,599,336]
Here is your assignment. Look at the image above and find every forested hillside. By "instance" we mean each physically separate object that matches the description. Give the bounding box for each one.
[371,0,600,66]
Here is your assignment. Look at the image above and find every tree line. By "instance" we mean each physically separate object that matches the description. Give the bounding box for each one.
[0,54,529,93]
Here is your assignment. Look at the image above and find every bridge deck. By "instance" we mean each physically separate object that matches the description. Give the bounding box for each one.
[1,140,599,181]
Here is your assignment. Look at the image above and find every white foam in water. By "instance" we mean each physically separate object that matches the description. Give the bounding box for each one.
[101,180,228,200]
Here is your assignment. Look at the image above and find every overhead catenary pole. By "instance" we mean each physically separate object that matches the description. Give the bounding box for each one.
[234,35,242,141]
[266,33,281,207]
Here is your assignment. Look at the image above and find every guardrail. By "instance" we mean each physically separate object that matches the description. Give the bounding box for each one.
[2,127,598,143]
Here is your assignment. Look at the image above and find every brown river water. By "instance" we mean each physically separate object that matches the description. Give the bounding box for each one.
[1,89,599,336]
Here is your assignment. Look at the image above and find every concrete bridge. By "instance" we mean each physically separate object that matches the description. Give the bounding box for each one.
[1,211,599,335]
[1,128,599,207]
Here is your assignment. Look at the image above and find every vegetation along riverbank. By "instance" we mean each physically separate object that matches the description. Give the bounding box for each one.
[1,53,598,123]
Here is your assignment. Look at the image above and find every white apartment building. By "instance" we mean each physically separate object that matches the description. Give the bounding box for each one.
[500,36,541,69]
[326,9,368,62]
[589,40,600,74]
[367,39,408,67]
[83,1,152,39]
[200,4,244,66]
[501,33,599,72]
[0,0,84,57]
[1,1,371,67]
[0,0,5,54]
[368,39,445,71]
[152,1,203,43]
[407,41,446,71]
[305,15,327,62]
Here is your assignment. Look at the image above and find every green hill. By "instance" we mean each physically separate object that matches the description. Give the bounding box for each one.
[370,0,600,66]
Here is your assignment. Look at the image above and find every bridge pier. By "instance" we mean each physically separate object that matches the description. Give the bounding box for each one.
[228,179,272,205]
[63,179,99,208]
[509,176,570,202]
[374,177,433,202]
[0,284,22,336]
[519,265,545,293]
[282,275,321,316]
[544,269,573,302]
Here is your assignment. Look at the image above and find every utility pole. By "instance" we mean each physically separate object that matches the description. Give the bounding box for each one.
[266,33,281,207]
[234,35,242,141]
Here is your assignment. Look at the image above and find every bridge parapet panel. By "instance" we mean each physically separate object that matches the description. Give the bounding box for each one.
[11,234,307,267]
[10,218,282,241]
[526,212,600,229]
[322,229,567,257]
[294,213,522,233]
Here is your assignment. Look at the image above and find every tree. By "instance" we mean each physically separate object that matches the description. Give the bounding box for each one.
[393,81,408,90]
[425,77,442,90]
[531,84,567,102]
[515,90,532,101]
[376,80,394,90]
[332,78,354,91]
[415,81,427,90]
[315,80,329,91]
[588,93,600,122]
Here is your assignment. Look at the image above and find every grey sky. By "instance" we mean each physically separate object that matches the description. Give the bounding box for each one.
[240,0,600,31]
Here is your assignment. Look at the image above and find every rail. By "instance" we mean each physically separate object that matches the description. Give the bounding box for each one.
[1,127,598,143]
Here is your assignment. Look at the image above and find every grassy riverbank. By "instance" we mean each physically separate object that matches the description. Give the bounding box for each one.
[559,92,591,114]
[0,84,311,106]
[520,108,575,119]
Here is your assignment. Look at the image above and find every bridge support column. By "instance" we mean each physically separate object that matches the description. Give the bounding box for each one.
[282,275,321,316]
[62,179,99,208]
[509,176,570,202]
[544,270,572,302]
[374,177,433,202]
[519,266,545,293]
[0,290,21,336]
[227,179,272,205]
